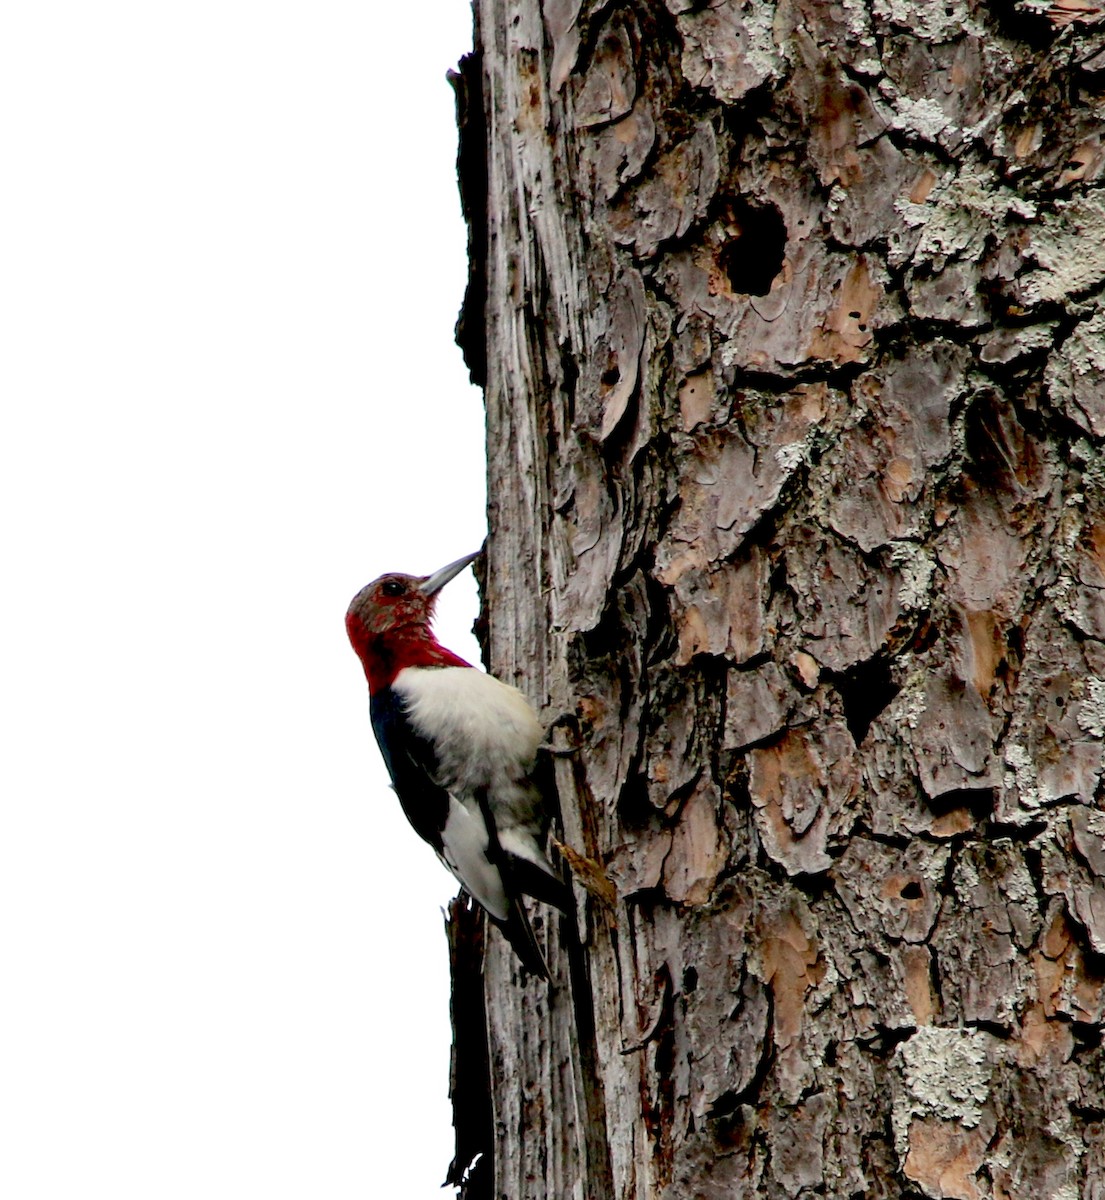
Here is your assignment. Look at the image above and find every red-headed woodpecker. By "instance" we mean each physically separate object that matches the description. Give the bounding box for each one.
[346,551,571,978]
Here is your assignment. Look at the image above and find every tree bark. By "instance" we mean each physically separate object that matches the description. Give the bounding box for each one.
[451,2,1105,1198]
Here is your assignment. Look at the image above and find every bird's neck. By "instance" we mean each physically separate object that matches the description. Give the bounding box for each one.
[348,618,472,693]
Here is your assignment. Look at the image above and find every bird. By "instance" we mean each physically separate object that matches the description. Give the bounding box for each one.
[345,550,572,978]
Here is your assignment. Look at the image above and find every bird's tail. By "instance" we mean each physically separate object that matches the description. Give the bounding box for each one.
[508,854,575,917]
[497,896,551,981]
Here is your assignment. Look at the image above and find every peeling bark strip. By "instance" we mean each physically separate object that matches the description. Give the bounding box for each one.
[454,1,1105,1197]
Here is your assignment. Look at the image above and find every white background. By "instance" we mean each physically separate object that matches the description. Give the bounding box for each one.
[2,3,485,1196]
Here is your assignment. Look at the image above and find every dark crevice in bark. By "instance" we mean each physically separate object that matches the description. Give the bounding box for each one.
[662,770,706,824]
[644,965,677,1185]
[728,357,871,394]
[449,47,488,389]
[851,822,913,850]
[983,1,1059,50]
[925,787,998,825]
[967,1017,1015,1040]
[1072,1100,1105,1122]
[715,200,787,296]
[565,917,617,1200]
[986,817,1051,842]
[721,79,790,145]
[826,656,902,746]
[858,1022,916,1058]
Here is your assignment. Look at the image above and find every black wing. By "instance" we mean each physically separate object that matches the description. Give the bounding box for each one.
[370,686,450,851]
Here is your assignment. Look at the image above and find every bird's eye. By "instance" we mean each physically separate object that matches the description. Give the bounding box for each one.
[381,580,406,597]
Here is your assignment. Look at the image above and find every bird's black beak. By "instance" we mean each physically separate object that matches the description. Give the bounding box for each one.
[419,551,481,596]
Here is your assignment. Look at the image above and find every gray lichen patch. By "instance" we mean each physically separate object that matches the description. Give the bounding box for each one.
[1077,677,1105,739]
[1015,195,1105,306]
[675,0,782,103]
[890,542,936,611]
[1045,308,1105,438]
[873,0,985,42]
[1004,740,1041,810]
[892,1027,994,1154]
[892,165,1035,270]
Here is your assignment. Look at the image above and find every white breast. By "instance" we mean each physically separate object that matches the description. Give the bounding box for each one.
[393,665,542,793]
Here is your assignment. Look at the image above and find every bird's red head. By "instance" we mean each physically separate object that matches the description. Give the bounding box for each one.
[346,552,479,692]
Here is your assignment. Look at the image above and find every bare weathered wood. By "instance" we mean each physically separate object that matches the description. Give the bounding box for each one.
[451,1,1105,1196]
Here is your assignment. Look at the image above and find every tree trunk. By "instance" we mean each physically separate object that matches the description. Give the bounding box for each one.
[450,2,1105,1197]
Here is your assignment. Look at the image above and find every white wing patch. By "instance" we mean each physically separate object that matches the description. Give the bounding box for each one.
[438,795,509,921]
